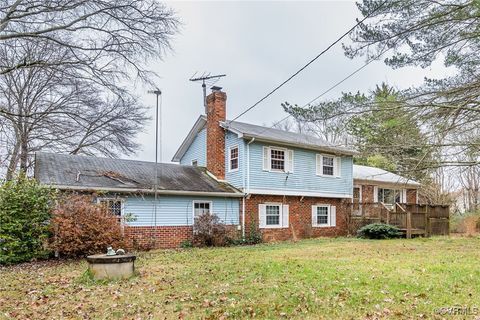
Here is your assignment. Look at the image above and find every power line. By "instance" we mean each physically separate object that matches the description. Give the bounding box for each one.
[229,1,386,123]
[254,46,393,136]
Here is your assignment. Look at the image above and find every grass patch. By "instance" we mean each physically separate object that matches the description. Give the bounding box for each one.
[1,237,480,319]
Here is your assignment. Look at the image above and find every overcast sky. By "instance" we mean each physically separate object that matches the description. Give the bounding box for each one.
[130,1,450,164]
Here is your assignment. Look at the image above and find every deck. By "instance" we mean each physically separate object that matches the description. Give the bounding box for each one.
[348,203,450,238]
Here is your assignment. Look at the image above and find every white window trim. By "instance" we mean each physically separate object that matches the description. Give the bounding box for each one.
[191,159,198,166]
[263,146,293,173]
[376,188,406,204]
[269,147,287,173]
[192,200,214,223]
[312,204,333,227]
[265,202,283,228]
[316,154,340,178]
[258,202,290,229]
[228,145,239,172]
[97,197,124,216]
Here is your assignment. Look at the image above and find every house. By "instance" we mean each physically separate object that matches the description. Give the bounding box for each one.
[34,88,421,247]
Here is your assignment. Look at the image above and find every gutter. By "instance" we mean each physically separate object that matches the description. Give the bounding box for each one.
[242,135,358,156]
[47,184,244,198]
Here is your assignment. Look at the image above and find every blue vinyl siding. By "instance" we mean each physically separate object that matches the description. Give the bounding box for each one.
[248,141,353,196]
[123,194,240,227]
[225,131,246,189]
[180,128,206,166]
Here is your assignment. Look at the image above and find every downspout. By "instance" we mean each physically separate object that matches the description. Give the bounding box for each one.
[242,137,255,239]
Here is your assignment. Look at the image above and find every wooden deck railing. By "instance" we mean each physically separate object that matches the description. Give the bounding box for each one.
[347,202,449,238]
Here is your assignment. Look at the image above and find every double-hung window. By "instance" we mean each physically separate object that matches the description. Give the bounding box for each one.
[266,205,280,226]
[229,146,239,171]
[316,154,340,177]
[259,203,289,228]
[98,198,123,217]
[270,148,285,171]
[311,204,336,227]
[262,146,294,173]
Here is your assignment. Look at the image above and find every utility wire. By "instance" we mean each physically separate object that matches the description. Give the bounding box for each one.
[254,46,393,137]
[229,1,386,123]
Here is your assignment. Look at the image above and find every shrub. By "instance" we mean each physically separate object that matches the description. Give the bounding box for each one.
[244,214,262,245]
[193,212,228,247]
[50,195,125,257]
[357,223,402,239]
[0,175,55,265]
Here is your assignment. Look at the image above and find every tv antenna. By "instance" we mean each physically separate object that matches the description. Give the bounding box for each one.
[189,72,226,113]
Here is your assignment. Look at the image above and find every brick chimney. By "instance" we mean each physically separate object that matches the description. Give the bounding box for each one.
[206,88,226,180]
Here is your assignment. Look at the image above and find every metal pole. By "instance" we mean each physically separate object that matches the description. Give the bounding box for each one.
[155,93,158,230]
[148,89,162,237]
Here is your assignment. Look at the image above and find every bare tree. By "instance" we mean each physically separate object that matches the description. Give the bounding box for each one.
[0,1,179,178]
[0,39,149,179]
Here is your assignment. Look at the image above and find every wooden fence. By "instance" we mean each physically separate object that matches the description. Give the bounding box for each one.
[348,203,449,238]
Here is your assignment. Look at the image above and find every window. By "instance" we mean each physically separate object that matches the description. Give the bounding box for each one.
[192,159,198,166]
[259,203,289,228]
[99,199,122,216]
[312,204,336,227]
[316,154,340,177]
[322,156,334,176]
[263,147,293,172]
[270,148,285,171]
[229,146,239,171]
[193,201,211,219]
[266,205,280,226]
[377,188,402,205]
[316,206,329,225]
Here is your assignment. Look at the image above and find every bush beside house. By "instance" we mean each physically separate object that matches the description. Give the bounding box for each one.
[0,175,55,264]
[50,195,126,257]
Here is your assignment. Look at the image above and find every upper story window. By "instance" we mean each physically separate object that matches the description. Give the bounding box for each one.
[270,148,285,171]
[263,146,293,173]
[229,146,239,171]
[316,154,340,177]
[98,198,122,216]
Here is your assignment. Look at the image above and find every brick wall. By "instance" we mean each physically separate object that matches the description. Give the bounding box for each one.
[124,226,193,249]
[243,194,349,242]
[361,185,375,203]
[206,91,226,180]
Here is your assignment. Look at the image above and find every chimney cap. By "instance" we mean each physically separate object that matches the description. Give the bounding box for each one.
[211,86,222,92]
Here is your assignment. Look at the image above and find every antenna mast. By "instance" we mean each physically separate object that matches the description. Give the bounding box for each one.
[189,72,226,113]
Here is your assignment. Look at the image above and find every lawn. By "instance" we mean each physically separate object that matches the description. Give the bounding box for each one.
[1,237,480,319]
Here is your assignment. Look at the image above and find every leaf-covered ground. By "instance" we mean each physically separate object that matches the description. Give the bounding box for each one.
[1,237,480,319]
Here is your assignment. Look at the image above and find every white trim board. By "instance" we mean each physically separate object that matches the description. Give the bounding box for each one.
[248,188,352,199]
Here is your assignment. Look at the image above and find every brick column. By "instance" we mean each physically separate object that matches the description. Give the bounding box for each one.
[206,90,227,179]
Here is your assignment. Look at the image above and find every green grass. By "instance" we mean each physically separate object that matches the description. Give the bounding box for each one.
[1,237,480,319]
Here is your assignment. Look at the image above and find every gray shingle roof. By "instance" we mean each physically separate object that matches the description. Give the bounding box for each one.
[353,164,420,187]
[35,152,242,196]
[222,119,357,155]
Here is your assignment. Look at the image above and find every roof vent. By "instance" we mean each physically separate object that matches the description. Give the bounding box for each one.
[211,86,222,92]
